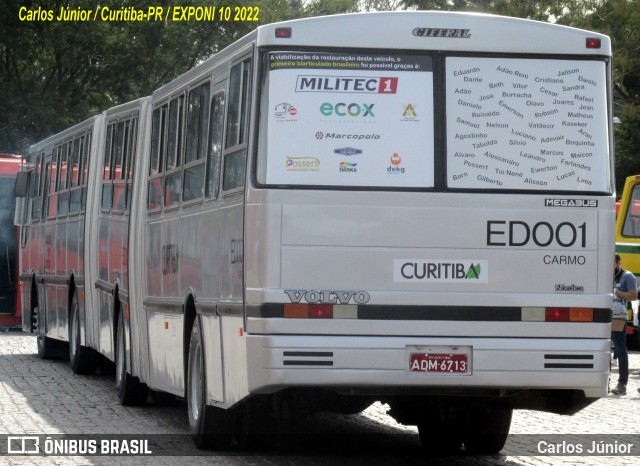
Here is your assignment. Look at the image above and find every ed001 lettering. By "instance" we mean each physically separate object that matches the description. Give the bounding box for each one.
[487,220,586,248]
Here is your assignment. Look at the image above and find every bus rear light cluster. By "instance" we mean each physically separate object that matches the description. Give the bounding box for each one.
[522,307,594,322]
[284,303,358,319]
[586,38,601,48]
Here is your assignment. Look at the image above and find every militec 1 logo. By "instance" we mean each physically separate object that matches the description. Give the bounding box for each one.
[296,75,398,94]
[394,260,488,283]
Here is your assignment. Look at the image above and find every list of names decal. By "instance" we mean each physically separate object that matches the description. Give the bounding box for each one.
[446,57,609,191]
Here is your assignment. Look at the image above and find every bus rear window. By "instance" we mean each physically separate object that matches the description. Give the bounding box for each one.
[445,56,610,192]
[258,51,435,189]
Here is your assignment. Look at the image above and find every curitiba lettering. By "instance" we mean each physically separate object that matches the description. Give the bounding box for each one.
[284,289,370,304]
[398,261,484,281]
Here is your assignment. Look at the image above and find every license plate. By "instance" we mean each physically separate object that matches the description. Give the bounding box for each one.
[407,345,471,375]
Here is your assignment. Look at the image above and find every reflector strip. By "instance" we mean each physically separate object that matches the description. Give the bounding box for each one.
[333,305,357,319]
[521,307,545,321]
[308,304,333,319]
[545,308,570,322]
[284,304,307,318]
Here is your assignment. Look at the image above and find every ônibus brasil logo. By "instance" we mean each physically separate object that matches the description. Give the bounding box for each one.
[394,260,488,283]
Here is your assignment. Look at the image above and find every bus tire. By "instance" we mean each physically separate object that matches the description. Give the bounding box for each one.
[69,290,98,375]
[236,400,276,450]
[187,316,233,450]
[36,306,65,360]
[37,332,61,360]
[115,312,148,405]
[463,407,512,454]
[417,413,463,454]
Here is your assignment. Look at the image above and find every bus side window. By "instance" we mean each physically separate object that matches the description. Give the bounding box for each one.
[46,149,59,219]
[223,58,251,192]
[206,91,225,199]
[69,136,82,214]
[102,123,115,211]
[56,142,70,217]
[148,105,167,210]
[30,153,44,221]
[164,95,184,208]
[183,81,210,203]
[124,118,137,212]
[112,120,128,213]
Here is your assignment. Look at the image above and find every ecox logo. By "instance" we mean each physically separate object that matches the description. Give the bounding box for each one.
[394,260,488,283]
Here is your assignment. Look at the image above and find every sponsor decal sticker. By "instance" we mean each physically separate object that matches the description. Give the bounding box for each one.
[387,152,405,174]
[402,103,418,120]
[274,102,297,118]
[296,75,398,94]
[394,260,489,283]
[339,162,357,173]
[286,157,320,171]
[333,147,362,156]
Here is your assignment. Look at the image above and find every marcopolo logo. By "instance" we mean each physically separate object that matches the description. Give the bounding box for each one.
[296,75,398,94]
[394,259,489,283]
[316,131,381,140]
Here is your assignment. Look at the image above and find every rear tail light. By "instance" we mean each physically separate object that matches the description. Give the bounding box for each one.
[586,38,601,49]
[283,303,358,319]
[523,307,595,322]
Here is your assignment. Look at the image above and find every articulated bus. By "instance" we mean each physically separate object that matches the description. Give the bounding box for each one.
[0,153,21,325]
[15,12,614,453]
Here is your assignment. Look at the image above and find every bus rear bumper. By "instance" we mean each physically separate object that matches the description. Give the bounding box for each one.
[246,335,610,398]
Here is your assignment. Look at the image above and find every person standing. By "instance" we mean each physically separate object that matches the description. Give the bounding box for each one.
[611,254,638,395]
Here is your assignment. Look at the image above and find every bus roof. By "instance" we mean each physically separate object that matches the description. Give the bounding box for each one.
[27,115,99,156]
[0,153,22,175]
[152,11,610,102]
[255,11,611,54]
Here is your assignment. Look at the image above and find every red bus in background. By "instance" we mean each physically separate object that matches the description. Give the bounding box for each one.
[0,153,22,326]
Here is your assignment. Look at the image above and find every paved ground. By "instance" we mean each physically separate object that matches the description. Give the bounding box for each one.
[0,330,638,465]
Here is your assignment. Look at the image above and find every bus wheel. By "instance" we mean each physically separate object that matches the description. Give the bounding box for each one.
[417,413,463,454]
[69,290,98,375]
[187,316,234,449]
[236,400,276,450]
[37,332,61,359]
[36,307,64,360]
[463,407,512,454]
[115,312,148,405]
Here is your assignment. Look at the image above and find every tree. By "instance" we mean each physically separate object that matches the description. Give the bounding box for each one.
[0,0,339,154]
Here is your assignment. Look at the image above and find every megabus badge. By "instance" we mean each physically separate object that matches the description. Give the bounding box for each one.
[394,260,488,283]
